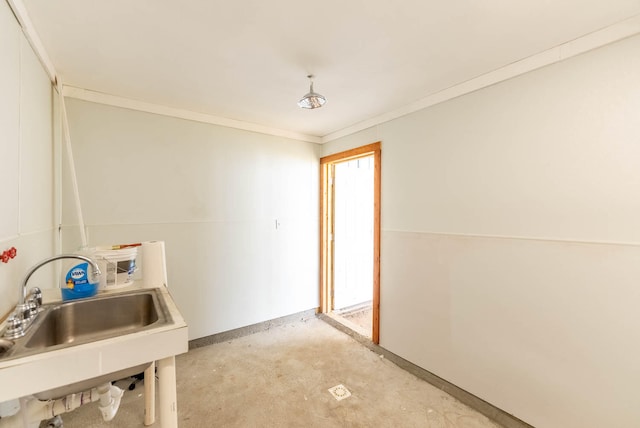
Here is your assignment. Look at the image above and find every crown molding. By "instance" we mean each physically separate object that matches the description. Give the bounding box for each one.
[6,0,57,83]
[62,86,323,144]
[322,13,640,143]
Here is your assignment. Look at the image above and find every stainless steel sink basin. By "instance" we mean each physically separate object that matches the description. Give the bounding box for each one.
[25,291,161,350]
[0,288,172,398]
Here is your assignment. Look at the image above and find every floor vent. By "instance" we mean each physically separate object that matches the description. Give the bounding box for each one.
[328,384,351,401]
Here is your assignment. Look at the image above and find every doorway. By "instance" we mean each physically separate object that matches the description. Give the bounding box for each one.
[320,142,381,343]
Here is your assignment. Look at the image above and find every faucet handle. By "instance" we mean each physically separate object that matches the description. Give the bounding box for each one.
[29,287,43,307]
[4,314,24,338]
[27,300,38,317]
[16,303,31,320]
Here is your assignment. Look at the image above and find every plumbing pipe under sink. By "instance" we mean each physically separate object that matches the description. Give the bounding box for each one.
[97,382,124,422]
[0,382,124,428]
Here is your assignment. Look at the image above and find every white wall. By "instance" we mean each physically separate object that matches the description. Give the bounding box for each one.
[322,35,640,428]
[0,1,55,318]
[61,99,320,340]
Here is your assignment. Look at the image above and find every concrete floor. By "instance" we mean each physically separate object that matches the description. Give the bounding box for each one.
[51,317,502,427]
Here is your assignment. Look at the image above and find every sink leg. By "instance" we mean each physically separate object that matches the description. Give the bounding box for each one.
[158,356,178,428]
[144,361,156,426]
[18,396,30,428]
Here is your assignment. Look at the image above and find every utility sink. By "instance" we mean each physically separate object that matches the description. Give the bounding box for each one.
[0,283,187,427]
[0,288,173,399]
[25,291,163,350]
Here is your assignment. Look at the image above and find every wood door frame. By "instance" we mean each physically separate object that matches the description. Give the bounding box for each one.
[319,142,381,344]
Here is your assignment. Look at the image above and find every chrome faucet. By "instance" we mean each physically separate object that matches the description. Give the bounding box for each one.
[3,254,102,339]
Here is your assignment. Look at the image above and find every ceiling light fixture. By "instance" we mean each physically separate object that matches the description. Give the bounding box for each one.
[298,75,326,109]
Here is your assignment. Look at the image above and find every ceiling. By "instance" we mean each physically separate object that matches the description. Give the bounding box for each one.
[20,0,640,141]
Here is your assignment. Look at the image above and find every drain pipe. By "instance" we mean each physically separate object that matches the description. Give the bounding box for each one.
[0,383,124,428]
[97,382,124,421]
